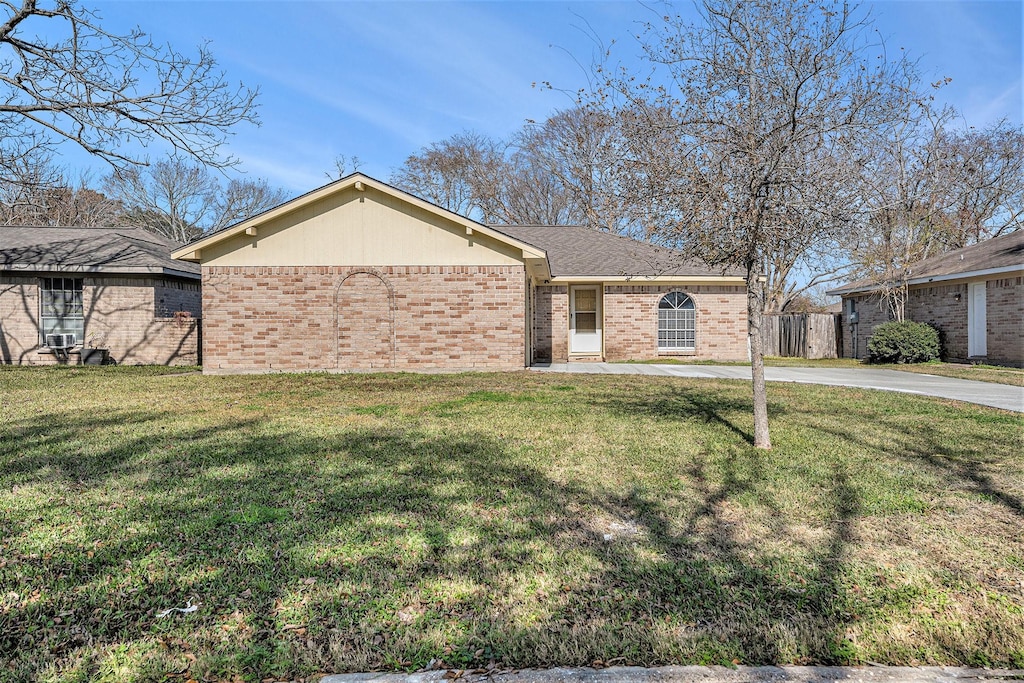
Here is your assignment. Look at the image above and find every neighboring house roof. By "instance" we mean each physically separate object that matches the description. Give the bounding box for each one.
[172,173,546,262]
[828,230,1024,296]
[489,225,745,280]
[0,225,200,279]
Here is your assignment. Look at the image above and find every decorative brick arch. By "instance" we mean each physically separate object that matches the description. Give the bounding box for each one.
[334,269,396,369]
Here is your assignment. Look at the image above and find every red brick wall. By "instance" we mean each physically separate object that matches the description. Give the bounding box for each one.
[603,285,748,361]
[0,276,40,364]
[985,276,1024,366]
[201,265,526,373]
[337,271,395,369]
[0,274,200,366]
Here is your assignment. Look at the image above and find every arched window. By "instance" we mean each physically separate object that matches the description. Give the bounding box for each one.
[658,292,695,351]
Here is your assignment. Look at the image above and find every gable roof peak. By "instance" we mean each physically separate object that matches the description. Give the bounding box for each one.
[171,173,546,262]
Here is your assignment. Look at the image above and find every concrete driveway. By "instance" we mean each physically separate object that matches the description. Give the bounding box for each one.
[530,363,1024,413]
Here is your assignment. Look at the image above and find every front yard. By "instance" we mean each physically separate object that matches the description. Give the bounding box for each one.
[1,367,1022,682]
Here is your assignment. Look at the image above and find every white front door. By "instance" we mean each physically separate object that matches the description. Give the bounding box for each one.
[570,286,602,355]
[967,282,987,357]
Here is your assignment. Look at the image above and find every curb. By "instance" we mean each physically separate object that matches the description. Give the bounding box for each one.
[321,665,1024,683]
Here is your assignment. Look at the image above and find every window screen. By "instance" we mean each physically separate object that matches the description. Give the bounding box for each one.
[40,277,84,344]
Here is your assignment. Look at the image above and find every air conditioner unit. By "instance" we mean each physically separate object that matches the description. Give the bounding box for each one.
[45,333,77,349]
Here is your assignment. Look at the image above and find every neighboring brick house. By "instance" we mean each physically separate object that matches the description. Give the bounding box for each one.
[828,231,1023,366]
[0,226,201,366]
[173,173,747,374]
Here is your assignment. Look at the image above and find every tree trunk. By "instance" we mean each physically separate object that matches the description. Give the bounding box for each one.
[747,280,772,449]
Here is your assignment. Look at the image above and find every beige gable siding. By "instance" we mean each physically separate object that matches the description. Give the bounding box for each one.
[201,186,524,267]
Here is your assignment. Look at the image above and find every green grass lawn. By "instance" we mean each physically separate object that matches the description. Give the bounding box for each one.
[1,367,1022,682]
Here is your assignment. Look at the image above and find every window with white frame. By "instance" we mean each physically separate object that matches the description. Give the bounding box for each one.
[658,292,695,351]
[40,277,84,344]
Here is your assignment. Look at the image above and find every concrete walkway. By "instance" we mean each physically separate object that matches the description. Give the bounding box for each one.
[530,363,1024,413]
[323,665,1024,683]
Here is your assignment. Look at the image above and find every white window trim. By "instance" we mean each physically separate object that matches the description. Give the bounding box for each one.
[658,292,696,352]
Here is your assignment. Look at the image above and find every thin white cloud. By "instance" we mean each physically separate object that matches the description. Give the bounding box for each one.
[962,80,1023,127]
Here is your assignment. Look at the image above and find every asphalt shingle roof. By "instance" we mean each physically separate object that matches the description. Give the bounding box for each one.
[488,225,743,279]
[829,230,1024,295]
[0,226,199,277]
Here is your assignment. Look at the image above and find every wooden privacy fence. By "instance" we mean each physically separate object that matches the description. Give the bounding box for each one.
[762,313,842,359]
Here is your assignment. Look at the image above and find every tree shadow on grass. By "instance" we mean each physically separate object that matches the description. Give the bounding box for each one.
[0,389,999,681]
[596,383,789,446]
[808,408,1023,520]
[583,448,861,666]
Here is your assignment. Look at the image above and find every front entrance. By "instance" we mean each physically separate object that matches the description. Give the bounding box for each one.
[967,281,987,358]
[569,285,602,355]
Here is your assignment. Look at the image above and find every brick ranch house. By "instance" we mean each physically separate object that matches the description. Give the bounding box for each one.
[172,173,748,374]
[828,230,1023,366]
[0,226,201,366]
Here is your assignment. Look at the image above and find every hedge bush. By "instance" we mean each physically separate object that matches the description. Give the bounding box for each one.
[867,320,941,364]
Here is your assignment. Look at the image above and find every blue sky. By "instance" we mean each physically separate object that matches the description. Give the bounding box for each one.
[70,0,1024,194]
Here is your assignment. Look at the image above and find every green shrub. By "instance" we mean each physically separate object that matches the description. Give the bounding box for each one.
[867,320,941,364]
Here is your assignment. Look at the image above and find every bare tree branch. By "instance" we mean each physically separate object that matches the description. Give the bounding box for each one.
[0,0,259,188]
[103,159,286,242]
[588,0,908,448]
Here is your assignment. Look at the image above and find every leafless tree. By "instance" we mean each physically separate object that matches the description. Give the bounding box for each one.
[592,0,905,448]
[390,132,506,220]
[391,109,628,228]
[0,0,259,188]
[326,154,363,181]
[511,107,629,230]
[0,160,122,226]
[216,176,287,229]
[848,75,1024,321]
[845,76,955,321]
[929,121,1024,245]
[103,158,286,243]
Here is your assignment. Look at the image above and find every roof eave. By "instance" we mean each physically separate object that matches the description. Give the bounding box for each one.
[0,264,201,279]
[828,263,1024,296]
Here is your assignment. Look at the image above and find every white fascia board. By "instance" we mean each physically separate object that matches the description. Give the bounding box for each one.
[830,264,1023,296]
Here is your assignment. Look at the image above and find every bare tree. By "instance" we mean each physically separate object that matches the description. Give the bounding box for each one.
[845,77,956,321]
[326,154,363,181]
[103,159,286,242]
[0,160,122,226]
[848,81,1024,321]
[215,176,287,230]
[391,109,629,228]
[929,121,1024,246]
[0,0,259,187]
[390,132,506,220]
[512,107,629,230]
[593,0,905,448]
